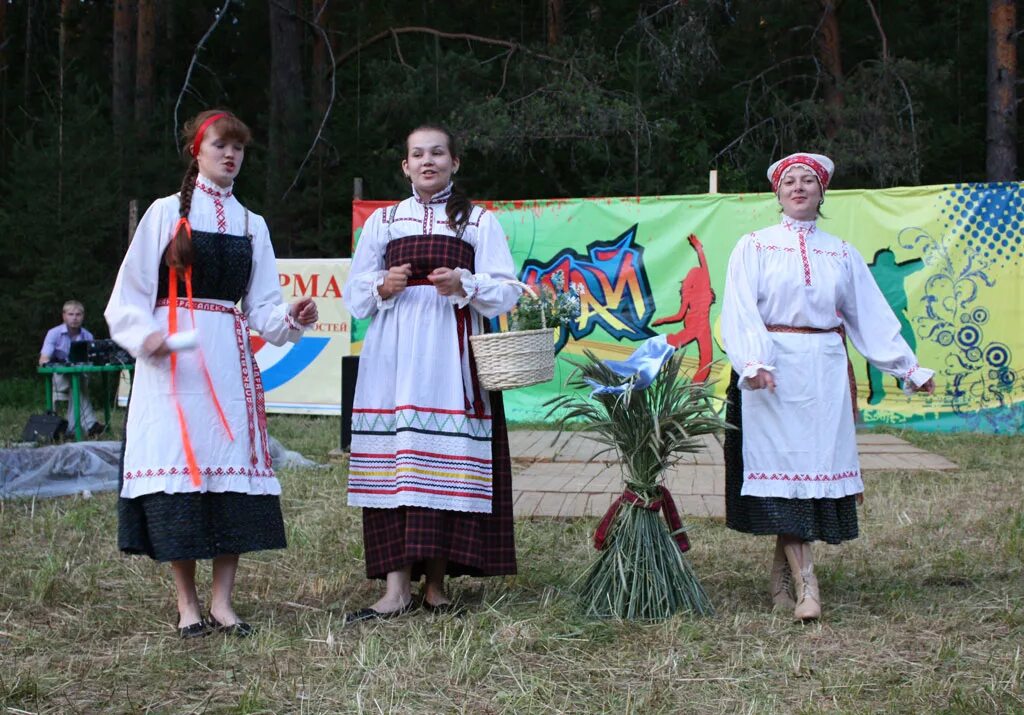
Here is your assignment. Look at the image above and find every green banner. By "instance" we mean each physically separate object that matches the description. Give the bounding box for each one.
[353,183,1024,433]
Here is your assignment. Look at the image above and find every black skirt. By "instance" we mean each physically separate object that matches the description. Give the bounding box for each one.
[724,371,858,545]
[118,489,287,562]
[117,404,286,562]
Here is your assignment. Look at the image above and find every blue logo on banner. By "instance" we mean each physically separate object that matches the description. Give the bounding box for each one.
[258,337,331,391]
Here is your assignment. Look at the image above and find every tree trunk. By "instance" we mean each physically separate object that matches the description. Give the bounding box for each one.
[0,0,7,166]
[312,0,329,117]
[817,0,844,139]
[23,0,33,109]
[135,0,157,122]
[547,0,563,46]
[161,1,174,109]
[0,0,6,83]
[112,0,135,136]
[267,0,306,246]
[311,0,330,235]
[60,0,73,58]
[59,0,74,228]
[987,0,1017,181]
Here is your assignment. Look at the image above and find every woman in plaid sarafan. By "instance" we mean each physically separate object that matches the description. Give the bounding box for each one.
[342,125,521,622]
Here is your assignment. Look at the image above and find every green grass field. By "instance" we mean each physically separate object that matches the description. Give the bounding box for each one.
[1,385,1023,714]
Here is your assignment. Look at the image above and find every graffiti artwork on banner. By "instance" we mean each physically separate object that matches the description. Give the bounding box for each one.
[355,183,1024,432]
[518,224,656,352]
[651,234,716,382]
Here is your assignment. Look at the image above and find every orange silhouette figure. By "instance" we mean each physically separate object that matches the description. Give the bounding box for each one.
[652,234,716,382]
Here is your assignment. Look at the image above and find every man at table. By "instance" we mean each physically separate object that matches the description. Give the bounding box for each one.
[39,300,105,437]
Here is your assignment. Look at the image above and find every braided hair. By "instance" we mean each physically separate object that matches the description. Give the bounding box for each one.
[165,110,252,269]
[406,124,472,232]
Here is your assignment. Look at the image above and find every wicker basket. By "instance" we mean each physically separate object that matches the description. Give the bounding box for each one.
[470,282,556,391]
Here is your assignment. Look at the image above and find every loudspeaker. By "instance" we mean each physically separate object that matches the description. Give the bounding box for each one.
[340,356,359,452]
[21,412,68,442]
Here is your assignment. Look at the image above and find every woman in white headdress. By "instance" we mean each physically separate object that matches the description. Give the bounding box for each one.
[720,153,935,621]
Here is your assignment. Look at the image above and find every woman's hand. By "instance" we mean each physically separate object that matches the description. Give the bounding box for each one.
[745,368,776,392]
[427,267,467,297]
[290,297,318,326]
[379,263,412,299]
[143,331,170,358]
[913,377,936,395]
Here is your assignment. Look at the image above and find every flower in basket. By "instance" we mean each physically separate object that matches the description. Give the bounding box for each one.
[470,274,582,392]
[508,272,582,333]
[546,335,729,620]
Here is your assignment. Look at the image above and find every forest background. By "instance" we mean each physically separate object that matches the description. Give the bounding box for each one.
[0,0,1019,377]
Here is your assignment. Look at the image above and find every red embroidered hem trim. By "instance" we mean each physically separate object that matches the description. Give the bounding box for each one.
[746,470,859,482]
[124,466,275,479]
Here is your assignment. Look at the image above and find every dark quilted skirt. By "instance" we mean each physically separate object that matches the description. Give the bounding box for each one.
[725,371,859,545]
[117,408,286,562]
[361,391,517,580]
[119,490,287,562]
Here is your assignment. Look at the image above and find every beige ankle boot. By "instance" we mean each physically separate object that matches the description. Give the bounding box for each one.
[769,539,796,610]
[782,541,806,614]
[793,543,821,621]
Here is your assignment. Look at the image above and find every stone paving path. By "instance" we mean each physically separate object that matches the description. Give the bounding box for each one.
[510,430,958,519]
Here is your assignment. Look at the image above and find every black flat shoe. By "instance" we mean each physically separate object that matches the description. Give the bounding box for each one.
[179,620,211,639]
[208,614,255,638]
[344,600,417,625]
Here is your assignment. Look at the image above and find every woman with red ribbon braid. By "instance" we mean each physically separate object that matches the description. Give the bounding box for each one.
[105,110,318,638]
[720,152,935,622]
[342,125,521,623]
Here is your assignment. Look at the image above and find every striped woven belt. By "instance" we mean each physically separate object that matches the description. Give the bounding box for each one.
[765,324,842,335]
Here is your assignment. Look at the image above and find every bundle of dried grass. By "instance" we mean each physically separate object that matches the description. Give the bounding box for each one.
[546,337,727,620]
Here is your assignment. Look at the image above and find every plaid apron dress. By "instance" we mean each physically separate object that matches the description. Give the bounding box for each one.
[349,209,516,579]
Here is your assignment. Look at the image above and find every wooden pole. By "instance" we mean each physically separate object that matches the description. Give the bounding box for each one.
[353,177,364,200]
[128,199,138,241]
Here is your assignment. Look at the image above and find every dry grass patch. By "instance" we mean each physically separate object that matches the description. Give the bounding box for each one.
[1,409,1022,713]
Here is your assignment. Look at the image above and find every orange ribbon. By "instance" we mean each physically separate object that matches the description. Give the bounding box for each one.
[167,218,233,486]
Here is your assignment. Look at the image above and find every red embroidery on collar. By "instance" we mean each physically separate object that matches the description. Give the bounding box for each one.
[413,184,453,205]
[797,232,812,286]
[195,180,232,234]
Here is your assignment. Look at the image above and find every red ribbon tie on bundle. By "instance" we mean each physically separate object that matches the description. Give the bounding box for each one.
[593,485,691,553]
